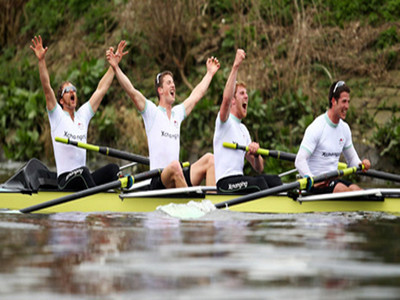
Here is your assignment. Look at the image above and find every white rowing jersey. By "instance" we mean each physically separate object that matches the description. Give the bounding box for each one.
[48,102,94,176]
[213,112,251,182]
[141,99,186,170]
[297,112,359,177]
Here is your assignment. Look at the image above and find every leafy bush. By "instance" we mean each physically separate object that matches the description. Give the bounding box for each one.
[0,86,45,160]
[372,113,400,164]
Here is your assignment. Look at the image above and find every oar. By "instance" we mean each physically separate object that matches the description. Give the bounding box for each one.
[223,142,296,162]
[56,137,149,165]
[360,169,400,183]
[214,165,363,209]
[223,142,350,170]
[19,168,162,213]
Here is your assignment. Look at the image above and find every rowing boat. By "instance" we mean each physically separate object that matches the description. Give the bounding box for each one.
[1,185,400,214]
[1,159,400,214]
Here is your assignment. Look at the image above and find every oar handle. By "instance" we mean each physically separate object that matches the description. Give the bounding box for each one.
[223,142,297,162]
[332,160,400,182]
[56,137,150,165]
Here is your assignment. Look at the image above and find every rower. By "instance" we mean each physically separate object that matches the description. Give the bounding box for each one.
[30,36,126,191]
[213,49,282,194]
[295,80,371,193]
[106,41,219,190]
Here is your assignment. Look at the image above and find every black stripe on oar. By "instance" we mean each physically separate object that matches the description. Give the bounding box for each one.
[223,142,296,162]
[358,169,400,183]
[214,165,362,209]
[20,176,133,214]
[56,137,149,165]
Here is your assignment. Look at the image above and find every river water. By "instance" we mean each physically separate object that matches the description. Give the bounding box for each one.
[1,162,400,299]
[1,210,400,299]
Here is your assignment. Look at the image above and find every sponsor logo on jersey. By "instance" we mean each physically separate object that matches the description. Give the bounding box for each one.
[161,131,179,140]
[321,152,341,158]
[63,131,86,141]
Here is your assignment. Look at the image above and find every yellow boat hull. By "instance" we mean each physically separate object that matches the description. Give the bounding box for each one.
[2,189,400,214]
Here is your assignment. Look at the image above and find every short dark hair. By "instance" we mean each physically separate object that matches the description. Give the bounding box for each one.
[154,71,173,100]
[328,80,350,108]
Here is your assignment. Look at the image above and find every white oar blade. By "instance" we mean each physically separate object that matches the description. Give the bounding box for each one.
[157,200,216,219]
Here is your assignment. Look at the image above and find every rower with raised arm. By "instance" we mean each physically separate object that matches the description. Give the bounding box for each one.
[295,80,371,193]
[213,49,282,194]
[30,35,127,191]
[107,42,220,189]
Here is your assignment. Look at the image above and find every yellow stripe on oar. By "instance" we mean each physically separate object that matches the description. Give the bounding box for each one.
[55,137,150,165]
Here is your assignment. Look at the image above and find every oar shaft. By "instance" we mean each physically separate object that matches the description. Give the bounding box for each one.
[215,166,362,209]
[20,177,130,213]
[215,181,299,209]
[56,137,150,165]
[358,169,400,183]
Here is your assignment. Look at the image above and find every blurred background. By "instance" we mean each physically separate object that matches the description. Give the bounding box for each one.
[0,0,399,178]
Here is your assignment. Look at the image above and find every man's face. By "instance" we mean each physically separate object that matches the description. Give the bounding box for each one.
[233,85,248,119]
[332,91,350,121]
[60,83,77,110]
[159,74,175,103]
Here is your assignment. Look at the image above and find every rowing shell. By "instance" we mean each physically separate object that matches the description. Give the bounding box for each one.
[1,185,400,214]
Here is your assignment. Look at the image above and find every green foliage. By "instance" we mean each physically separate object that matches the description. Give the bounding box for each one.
[22,0,113,42]
[0,0,399,177]
[66,58,108,103]
[323,0,400,26]
[375,26,399,49]
[91,106,120,145]
[0,86,44,160]
[372,113,400,164]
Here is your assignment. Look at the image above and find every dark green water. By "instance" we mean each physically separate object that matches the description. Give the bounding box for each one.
[1,162,400,299]
[0,210,400,299]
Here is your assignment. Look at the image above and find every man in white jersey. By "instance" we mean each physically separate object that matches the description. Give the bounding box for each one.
[295,80,371,193]
[213,49,282,194]
[106,42,219,189]
[30,35,127,191]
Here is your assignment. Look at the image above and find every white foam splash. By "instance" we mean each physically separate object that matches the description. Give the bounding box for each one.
[157,200,216,219]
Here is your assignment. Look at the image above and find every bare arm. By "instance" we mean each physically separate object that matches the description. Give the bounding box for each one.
[220,49,246,122]
[183,57,220,116]
[30,35,57,111]
[106,46,146,112]
[245,142,264,173]
[89,41,128,112]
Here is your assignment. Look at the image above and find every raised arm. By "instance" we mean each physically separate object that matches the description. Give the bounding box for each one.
[106,46,146,112]
[220,49,246,122]
[107,49,146,112]
[89,41,128,112]
[183,56,220,116]
[30,35,57,111]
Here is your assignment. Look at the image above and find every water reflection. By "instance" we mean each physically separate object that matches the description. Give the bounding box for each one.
[0,211,399,299]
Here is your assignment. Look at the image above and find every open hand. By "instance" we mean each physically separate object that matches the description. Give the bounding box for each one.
[206,56,220,76]
[115,40,129,63]
[30,35,48,60]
